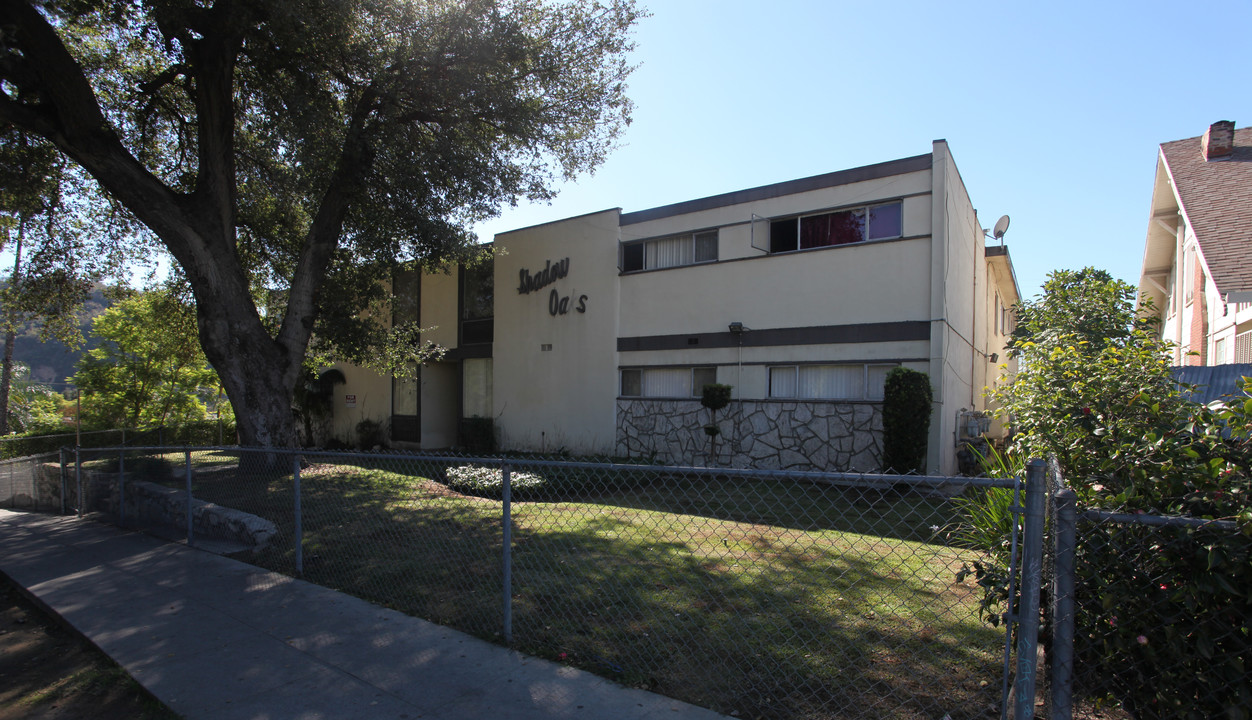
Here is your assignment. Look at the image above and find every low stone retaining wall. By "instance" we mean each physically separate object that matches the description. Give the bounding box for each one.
[616,399,883,472]
[34,463,277,552]
[120,480,278,551]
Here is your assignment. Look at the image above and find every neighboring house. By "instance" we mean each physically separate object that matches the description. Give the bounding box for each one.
[331,140,1020,474]
[1172,363,1252,406]
[1137,121,1252,365]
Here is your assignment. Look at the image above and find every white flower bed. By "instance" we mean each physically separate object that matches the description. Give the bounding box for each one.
[444,465,546,496]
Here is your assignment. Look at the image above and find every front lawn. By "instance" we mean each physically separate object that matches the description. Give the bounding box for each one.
[162,452,1005,719]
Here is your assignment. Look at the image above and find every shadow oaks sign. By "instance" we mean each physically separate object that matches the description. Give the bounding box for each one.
[517,257,587,317]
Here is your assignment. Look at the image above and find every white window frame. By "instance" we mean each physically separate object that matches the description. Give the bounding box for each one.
[622,230,718,272]
[619,366,718,398]
[767,363,897,401]
[768,200,903,254]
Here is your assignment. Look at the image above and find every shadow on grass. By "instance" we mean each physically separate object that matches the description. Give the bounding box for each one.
[123,455,1002,720]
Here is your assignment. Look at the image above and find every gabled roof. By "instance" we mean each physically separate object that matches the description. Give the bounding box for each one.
[1160,126,1252,296]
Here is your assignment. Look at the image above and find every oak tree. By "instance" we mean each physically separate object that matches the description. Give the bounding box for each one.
[0,0,640,446]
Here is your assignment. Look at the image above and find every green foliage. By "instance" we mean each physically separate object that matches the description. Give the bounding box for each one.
[1074,521,1252,719]
[4,365,67,434]
[993,267,1246,506]
[1008,267,1157,356]
[951,447,1024,625]
[72,287,219,429]
[354,419,387,450]
[699,383,733,462]
[986,267,1252,717]
[0,130,135,434]
[881,367,932,474]
[442,465,547,498]
[700,384,733,412]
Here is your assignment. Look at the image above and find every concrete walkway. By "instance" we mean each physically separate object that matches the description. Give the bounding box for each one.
[0,509,728,720]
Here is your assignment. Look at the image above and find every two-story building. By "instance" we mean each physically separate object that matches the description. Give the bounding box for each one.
[1137,120,1252,365]
[330,140,1019,474]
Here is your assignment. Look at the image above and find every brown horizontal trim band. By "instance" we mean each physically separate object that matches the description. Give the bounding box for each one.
[443,344,492,360]
[619,154,932,226]
[617,321,930,352]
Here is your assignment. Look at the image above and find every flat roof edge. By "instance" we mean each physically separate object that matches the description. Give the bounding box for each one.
[493,207,622,237]
[619,153,933,226]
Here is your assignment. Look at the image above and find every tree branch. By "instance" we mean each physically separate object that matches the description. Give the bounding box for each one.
[276,88,378,370]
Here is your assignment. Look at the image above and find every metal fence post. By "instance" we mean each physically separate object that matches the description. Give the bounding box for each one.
[58,448,66,515]
[75,446,82,518]
[185,449,194,547]
[1014,459,1047,719]
[118,449,126,528]
[502,463,513,646]
[1049,487,1077,720]
[293,455,303,577]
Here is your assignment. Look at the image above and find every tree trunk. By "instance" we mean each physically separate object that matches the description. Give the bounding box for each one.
[0,220,24,435]
[192,283,299,449]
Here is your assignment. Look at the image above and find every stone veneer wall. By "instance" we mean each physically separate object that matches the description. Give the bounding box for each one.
[615,399,883,471]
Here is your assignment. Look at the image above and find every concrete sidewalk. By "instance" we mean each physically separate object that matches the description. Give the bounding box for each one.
[0,509,728,720]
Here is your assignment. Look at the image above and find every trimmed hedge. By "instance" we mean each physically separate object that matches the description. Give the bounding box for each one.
[881,367,932,474]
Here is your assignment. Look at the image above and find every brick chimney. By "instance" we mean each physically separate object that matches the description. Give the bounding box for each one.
[1202,120,1235,160]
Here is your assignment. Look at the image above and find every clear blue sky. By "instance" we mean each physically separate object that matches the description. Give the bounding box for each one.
[474,0,1252,301]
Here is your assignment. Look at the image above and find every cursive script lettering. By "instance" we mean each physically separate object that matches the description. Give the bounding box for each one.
[548,289,589,316]
[517,258,570,295]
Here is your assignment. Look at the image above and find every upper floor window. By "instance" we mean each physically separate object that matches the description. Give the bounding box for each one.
[769,201,902,254]
[622,230,718,272]
[460,258,493,345]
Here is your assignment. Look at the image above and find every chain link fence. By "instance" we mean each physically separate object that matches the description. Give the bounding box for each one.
[36,445,1029,720]
[0,420,235,459]
[1044,463,1251,720]
[0,451,63,511]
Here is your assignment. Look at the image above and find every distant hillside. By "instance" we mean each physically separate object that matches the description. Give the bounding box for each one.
[2,285,112,388]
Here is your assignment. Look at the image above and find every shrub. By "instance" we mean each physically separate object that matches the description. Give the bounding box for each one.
[460,417,496,453]
[700,384,732,413]
[951,446,1023,625]
[443,465,546,498]
[881,367,931,474]
[699,383,733,463]
[981,268,1252,717]
[355,419,387,450]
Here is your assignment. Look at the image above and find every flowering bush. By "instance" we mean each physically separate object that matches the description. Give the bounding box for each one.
[984,268,1252,717]
[443,465,547,497]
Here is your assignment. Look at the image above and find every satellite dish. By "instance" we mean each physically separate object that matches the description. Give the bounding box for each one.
[992,215,1011,240]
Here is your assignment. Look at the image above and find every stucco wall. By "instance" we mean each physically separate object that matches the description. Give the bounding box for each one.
[926,140,984,474]
[328,363,390,447]
[492,210,622,454]
[617,237,933,341]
